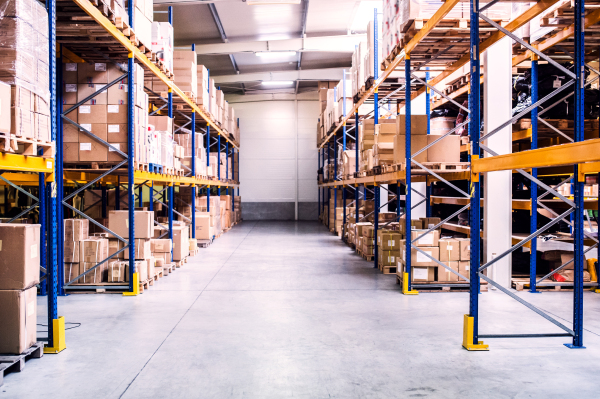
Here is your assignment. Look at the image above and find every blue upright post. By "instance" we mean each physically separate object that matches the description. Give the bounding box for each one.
[342,70,347,237]
[191,45,196,240]
[530,58,539,293]
[568,0,585,349]
[167,6,173,121]
[206,71,211,214]
[373,8,379,270]
[168,184,174,262]
[217,133,221,197]
[148,181,153,212]
[425,75,432,219]
[404,57,413,288]
[56,46,65,297]
[355,112,360,220]
[38,171,47,296]
[125,0,136,294]
[45,0,64,352]
[463,0,485,350]
[334,132,338,231]
[328,139,331,227]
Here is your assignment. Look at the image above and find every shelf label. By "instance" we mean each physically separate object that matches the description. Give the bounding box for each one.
[95,63,107,71]
[108,105,119,113]
[79,105,91,114]
[65,63,77,71]
[108,124,120,133]
[109,144,120,152]
[80,143,92,151]
[65,84,77,92]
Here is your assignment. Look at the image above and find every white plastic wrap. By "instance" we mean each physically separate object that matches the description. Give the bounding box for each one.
[0,0,50,102]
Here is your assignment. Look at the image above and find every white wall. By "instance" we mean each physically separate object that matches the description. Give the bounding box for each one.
[233,100,320,215]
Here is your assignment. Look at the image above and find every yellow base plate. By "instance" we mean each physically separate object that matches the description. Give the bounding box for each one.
[402,272,419,295]
[44,316,66,354]
[462,314,489,351]
[123,272,140,296]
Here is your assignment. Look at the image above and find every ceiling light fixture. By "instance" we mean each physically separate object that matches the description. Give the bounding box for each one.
[246,0,301,5]
[255,51,297,57]
[261,81,294,86]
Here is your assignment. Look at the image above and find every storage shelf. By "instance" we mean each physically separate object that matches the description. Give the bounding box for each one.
[69,0,239,149]
[0,153,54,174]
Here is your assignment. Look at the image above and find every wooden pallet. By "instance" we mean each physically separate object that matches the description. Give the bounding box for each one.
[395,274,488,292]
[411,162,470,172]
[0,342,44,386]
[197,239,212,248]
[378,264,397,275]
[161,264,173,276]
[189,248,199,257]
[359,250,374,261]
[138,278,151,293]
[511,277,596,292]
[0,133,55,158]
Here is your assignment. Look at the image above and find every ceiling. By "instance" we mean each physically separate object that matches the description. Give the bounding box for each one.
[154,0,377,96]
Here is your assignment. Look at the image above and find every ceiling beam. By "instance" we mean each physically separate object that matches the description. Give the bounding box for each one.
[186,34,366,55]
[213,67,345,84]
[208,3,244,94]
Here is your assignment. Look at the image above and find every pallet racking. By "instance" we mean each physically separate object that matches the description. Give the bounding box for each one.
[27,0,241,350]
[317,0,600,350]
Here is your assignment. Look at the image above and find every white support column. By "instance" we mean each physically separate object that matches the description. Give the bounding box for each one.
[483,38,513,288]
[380,184,389,212]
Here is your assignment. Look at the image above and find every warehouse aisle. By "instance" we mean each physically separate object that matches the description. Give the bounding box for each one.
[3,221,600,398]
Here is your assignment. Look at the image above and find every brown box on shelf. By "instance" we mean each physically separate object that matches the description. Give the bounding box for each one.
[107,261,128,282]
[410,230,440,247]
[419,217,441,230]
[427,135,461,163]
[457,238,470,261]
[64,239,79,263]
[150,238,172,253]
[64,262,82,284]
[377,232,401,250]
[77,83,108,105]
[108,239,124,259]
[81,262,103,284]
[78,140,107,162]
[107,142,127,162]
[438,261,459,282]
[458,261,470,281]
[77,62,108,84]
[107,104,127,124]
[172,225,189,261]
[0,287,37,354]
[0,224,40,290]
[78,123,107,142]
[397,115,428,135]
[64,218,89,241]
[78,104,107,124]
[400,240,439,267]
[439,238,460,262]
[79,238,109,264]
[0,81,11,133]
[124,238,152,260]
[378,250,399,266]
[393,134,428,164]
[108,210,154,239]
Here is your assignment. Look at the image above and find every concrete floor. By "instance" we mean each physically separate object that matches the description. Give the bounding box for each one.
[3,221,600,398]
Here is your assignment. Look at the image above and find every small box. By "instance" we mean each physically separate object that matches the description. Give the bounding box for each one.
[107,261,128,282]
[151,238,172,253]
[124,238,152,259]
[0,287,37,354]
[79,238,109,263]
[439,238,460,262]
[77,62,108,84]
[438,261,459,282]
[457,238,470,261]
[0,224,41,290]
[64,218,89,241]
[108,210,154,239]
[377,232,401,250]
[64,240,79,263]
[107,104,128,124]
[108,239,125,259]
[410,230,440,247]
[419,217,441,230]
[78,104,107,124]
[458,261,470,280]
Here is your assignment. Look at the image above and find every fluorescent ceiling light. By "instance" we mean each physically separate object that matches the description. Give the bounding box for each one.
[247,0,301,4]
[261,81,294,86]
[255,51,297,58]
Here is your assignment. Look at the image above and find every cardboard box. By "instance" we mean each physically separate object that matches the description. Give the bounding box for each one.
[400,241,439,267]
[64,218,89,241]
[457,238,470,261]
[124,238,151,259]
[108,239,125,259]
[399,261,436,282]
[108,210,154,238]
[172,225,189,261]
[64,263,82,284]
[0,287,37,354]
[0,224,41,290]
[419,217,441,230]
[458,261,470,280]
[107,104,127,124]
[439,238,460,262]
[410,230,440,247]
[77,62,108,84]
[438,261,459,282]
[378,250,398,266]
[377,232,401,250]
[0,81,11,133]
[427,135,461,162]
[194,212,211,240]
[81,262,103,283]
[78,104,107,124]
[77,83,108,104]
[135,260,148,282]
[79,238,109,263]
[150,238,172,253]
[393,134,428,164]
[78,140,107,162]
[397,115,428,135]
[64,240,79,263]
[107,261,128,282]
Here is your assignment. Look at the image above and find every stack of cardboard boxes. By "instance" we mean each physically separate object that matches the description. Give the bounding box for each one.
[0,0,50,144]
[107,210,155,282]
[151,21,173,72]
[123,0,154,49]
[0,224,40,354]
[62,62,145,164]
[173,50,197,100]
